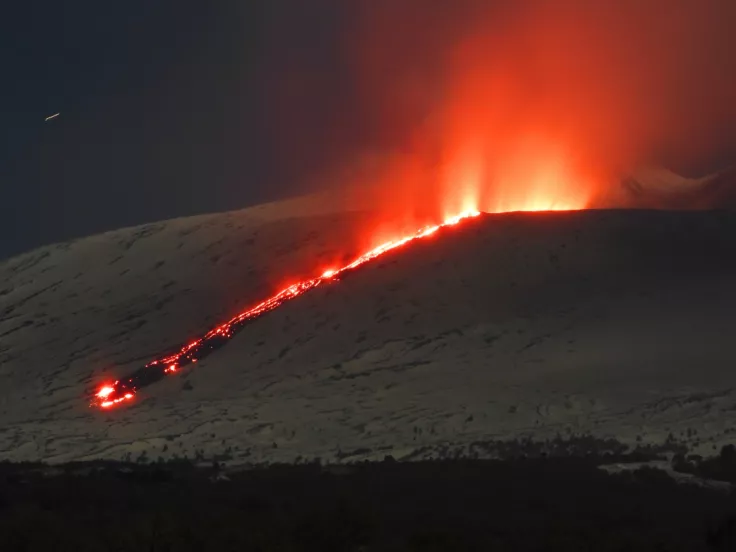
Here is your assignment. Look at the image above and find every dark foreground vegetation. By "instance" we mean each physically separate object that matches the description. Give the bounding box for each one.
[2,448,736,552]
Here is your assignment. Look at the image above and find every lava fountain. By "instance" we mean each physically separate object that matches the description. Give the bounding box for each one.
[88,0,736,410]
[91,141,597,411]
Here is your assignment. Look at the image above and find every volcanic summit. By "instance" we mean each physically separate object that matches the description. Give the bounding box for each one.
[1,171,735,464]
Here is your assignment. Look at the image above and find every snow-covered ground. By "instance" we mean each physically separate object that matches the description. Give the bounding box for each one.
[1,192,735,464]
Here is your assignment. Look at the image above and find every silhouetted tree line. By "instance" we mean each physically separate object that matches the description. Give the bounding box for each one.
[1,446,736,551]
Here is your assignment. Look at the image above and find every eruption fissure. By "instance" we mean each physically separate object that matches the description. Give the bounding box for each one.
[91,210,482,409]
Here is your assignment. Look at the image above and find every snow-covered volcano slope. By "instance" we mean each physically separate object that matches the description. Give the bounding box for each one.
[1,207,736,464]
[592,165,736,210]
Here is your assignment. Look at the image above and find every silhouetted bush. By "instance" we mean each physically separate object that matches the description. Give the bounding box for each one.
[672,445,736,484]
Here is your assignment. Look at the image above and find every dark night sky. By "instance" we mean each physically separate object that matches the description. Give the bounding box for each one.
[0,1,377,260]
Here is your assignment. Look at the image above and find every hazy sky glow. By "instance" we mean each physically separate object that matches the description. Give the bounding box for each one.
[1,0,734,259]
[341,0,736,233]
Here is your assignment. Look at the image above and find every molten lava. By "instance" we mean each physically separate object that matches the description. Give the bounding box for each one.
[91,210,484,409]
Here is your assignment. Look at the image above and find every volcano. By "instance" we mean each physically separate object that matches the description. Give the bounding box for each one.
[1,174,735,464]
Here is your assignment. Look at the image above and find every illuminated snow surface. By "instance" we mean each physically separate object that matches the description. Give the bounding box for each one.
[89,210,483,409]
[1,192,736,464]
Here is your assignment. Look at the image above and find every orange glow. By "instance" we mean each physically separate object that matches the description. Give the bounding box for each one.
[340,1,736,232]
[91,210,482,409]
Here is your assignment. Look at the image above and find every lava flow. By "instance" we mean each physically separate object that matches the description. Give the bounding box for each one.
[91,210,482,409]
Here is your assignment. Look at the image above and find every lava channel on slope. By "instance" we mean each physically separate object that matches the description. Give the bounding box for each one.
[91,210,482,409]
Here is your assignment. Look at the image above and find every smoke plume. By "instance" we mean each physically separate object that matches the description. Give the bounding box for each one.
[327,0,736,238]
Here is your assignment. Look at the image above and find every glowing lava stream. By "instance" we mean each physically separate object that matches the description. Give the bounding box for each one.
[91,210,482,409]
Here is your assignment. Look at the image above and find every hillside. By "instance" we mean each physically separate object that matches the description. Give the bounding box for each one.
[1,203,735,464]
